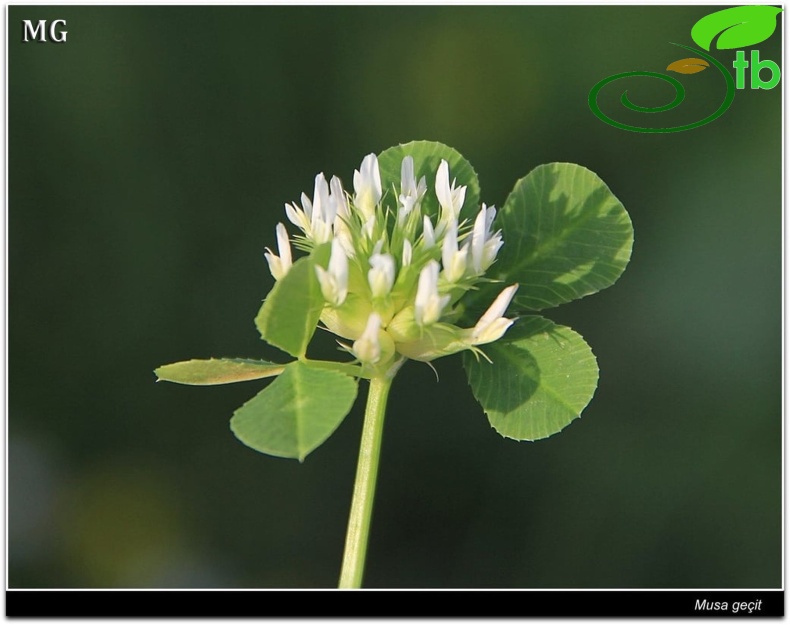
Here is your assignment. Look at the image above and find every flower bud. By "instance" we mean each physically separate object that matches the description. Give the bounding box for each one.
[464,284,519,345]
[441,222,469,284]
[315,238,349,306]
[414,261,450,326]
[353,313,382,364]
[353,153,382,220]
[435,159,467,233]
[368,253,395,298]
[264,223,293,280]
[469,203,503,274]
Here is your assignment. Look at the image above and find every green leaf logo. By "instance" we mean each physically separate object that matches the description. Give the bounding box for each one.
[691,5,782,51]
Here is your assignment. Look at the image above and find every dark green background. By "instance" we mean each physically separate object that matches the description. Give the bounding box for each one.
[8,6,781,588]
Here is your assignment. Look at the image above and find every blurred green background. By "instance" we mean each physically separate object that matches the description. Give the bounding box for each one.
[8,6,781,588]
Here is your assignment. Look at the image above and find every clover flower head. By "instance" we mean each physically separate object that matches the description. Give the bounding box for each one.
[162,142,630,490]
[265,152,516,374]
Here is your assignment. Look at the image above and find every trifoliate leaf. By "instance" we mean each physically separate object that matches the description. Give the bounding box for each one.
[463,316,598,441]
[486,162,633,312]
[230,361,358,461]
[255,255,325,358]
[155,358,285,385]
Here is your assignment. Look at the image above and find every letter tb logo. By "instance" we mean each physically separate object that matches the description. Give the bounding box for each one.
[733,50,781,90]
[22,19,68,43]
[588,5,782,133]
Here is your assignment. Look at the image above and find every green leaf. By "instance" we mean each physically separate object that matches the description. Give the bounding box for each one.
[691,6,782,51]
[255,254,325,358]
[230,361,358,461]
[463,316,598,442]
[155,358,285,385]
[488,162,633,312]
[377,140,480,222]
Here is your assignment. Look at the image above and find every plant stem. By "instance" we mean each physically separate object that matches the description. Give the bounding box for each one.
[338,375,393,588]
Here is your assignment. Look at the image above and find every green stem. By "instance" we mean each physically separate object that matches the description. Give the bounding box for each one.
[338,375,393,588]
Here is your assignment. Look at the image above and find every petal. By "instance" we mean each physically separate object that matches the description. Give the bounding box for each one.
[285,203,310,233]
[402,240,413,267]
[422,216,436,248]
[415,261,441,325]
[353,313,382,363]
[264,251,283,281]
[401,156,416,195]
[275,223,292,269]
[435,160,451,210]
[441,221,459,273]
[368,253,395,297]
[471,207,488,273]
[330,175,349,218]
[313,173,334,224]
[300,192,313,219]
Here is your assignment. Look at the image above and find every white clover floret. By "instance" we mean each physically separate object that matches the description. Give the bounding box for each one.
[264,223,292,281]
[414,261,450,326]
[352,313,382,364]
[368,253,395,298]
[315,238,349,307]
[353,153,382,220]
